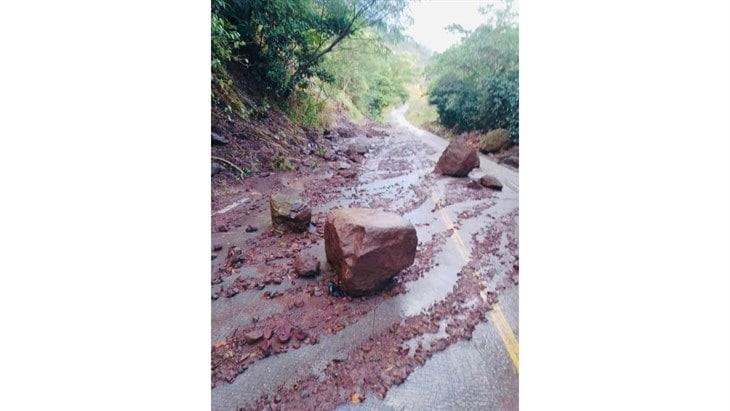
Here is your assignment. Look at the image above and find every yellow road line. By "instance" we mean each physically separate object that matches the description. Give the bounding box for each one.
[489,304,520,370]
[431,190,519,372]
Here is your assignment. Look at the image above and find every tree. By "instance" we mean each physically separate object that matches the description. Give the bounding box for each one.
[213,0,407,97]
[426,1,519,142]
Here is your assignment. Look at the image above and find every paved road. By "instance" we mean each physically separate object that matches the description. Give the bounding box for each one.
[211,105,519,410]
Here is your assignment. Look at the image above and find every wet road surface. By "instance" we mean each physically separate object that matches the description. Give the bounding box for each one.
[211,105,519,410]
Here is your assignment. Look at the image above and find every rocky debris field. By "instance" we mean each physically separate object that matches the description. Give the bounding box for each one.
[211,111,519,410]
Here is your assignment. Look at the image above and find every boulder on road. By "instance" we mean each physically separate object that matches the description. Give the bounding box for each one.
[212,132,229,146]
[434,138,480,177]
[479,129,508,153]
[479,175,503,190]
[324,208,417,295]
[270,188,311,232]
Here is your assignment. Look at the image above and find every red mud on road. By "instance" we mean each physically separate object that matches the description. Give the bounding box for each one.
[211,118,518,409]
[243,212,517,411]
[211,227,451,386]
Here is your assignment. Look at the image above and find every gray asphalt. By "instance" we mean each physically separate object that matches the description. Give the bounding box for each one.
[211,105,519,410]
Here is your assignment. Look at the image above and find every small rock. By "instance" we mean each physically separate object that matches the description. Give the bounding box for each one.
[339,169,357,179]
[276,324,291,343]
[294,255,320,277]
[211,162,225,176]
[347,143,368,155]
[217,225,229,232]
[321,149,336,161]
[500,155,519,168]
[211,132,229,146]
[299,390,310,400]
[245,225,258,233]
[479,175,503,190]
[244,330,263,344]
[336,161,351,170]
[337,126,355,138]
[270,188,312,233]
[466,180,483,189]
[212,243,223,251]
[332,351,348,362]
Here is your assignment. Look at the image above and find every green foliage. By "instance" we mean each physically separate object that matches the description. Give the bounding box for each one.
[213,0,407,97]
[426,2,519,143]
[211,9,243,76]
[272,152,292,171]
[321,31,416,120]
[404,81,438,127]
[287,89,328,127]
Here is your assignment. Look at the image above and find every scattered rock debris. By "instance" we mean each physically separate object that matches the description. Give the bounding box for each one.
[210,117,518,410]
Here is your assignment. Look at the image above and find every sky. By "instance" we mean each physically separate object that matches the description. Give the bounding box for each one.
[403,0,495,53]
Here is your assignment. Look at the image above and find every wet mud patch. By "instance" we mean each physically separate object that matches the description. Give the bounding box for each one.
[242,254,499,410]
[211,228,451,387]
[438,178,497,208]
[212,227,321,286]
[468,209,519,291]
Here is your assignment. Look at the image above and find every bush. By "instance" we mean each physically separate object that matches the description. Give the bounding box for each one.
[426,9,519,143]
[321,31,415,120]
[479,128,509,153]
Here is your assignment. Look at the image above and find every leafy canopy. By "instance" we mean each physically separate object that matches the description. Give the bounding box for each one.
[212,0,407,97]
[426,1,519,142]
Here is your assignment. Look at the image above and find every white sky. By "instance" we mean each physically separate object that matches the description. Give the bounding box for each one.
[403,0,496,53]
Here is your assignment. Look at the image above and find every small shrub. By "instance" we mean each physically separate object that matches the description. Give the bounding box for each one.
[272,152,292,171]
[479,129,509,153]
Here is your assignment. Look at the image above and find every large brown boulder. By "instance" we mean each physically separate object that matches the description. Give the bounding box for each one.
[270,188,311,232]
[434,139,480,177]
[479,129,509,153]
[324,208,417,295]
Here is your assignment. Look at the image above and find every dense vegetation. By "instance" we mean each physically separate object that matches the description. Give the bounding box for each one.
[320,31,417,120]
[425,4,519,143]
[211,0,411,125]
